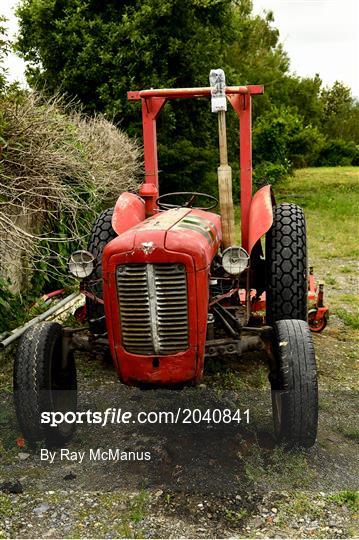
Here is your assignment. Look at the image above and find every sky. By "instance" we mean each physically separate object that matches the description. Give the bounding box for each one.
[252,0,359,96]
[1,0,359,96]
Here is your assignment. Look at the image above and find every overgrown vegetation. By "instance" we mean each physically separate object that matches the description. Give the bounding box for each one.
[0,88,140,332]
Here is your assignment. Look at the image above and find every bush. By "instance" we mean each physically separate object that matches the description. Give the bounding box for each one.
[316,139,359,166]
[253,160,292,187]
[252,106,325,183]
[0,89,140,309]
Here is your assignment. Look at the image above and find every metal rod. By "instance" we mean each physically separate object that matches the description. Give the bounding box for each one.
[0,292,81,348]
[128,85,264,100]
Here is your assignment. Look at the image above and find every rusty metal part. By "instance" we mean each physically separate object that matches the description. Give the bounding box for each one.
[62,327,109,353]
[308,307,329,333]
[205,325,273,358]
[0,292,80,348]
[307,271,329,333]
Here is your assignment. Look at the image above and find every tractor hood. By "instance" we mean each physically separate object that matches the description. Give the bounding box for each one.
[103,207,222,272]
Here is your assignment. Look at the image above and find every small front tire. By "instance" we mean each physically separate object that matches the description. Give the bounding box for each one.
[13,322,77,446]
[270,319,318,448]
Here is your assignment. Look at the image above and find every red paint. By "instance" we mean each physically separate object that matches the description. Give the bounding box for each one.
[141,97,166,189]
[112,192,146,235]
[128,85,263,100]
[102,208,221,385]
[248,185,274,254]
[41,289,65,301]
[129,85,264,229]
[308,272,316,301]
[139,183,159,216]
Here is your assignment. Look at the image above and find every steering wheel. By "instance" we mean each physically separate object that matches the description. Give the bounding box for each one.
[156,191,218,211]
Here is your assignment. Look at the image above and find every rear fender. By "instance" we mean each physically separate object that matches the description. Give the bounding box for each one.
[111,192,146,235]
[248,185,275,254]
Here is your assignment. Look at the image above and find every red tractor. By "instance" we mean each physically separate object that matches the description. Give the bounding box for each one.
[13,77,327,449]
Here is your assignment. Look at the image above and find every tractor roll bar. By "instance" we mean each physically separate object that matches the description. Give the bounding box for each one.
[128,85,263,100]
[128,83,264,251]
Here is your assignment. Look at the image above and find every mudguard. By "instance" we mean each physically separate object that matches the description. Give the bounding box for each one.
[248,185,275,254]
[111,192,146,236]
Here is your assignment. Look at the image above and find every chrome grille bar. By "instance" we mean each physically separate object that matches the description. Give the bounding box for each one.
[116,263,189,355]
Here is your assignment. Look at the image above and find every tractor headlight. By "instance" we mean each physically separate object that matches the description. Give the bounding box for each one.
[222,246,249,275]
[68,250,94,278]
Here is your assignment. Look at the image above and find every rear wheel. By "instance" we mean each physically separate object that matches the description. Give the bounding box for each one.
[270,319,318,448]
[86,208,116,334]
[265,203,307,324]
[13,322,77,446]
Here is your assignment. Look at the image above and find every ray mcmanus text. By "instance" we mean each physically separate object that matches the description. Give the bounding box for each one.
[40,448,151,464]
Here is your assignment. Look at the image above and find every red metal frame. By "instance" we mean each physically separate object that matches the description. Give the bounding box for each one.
[102,207,222,384]
[128,85,263,250]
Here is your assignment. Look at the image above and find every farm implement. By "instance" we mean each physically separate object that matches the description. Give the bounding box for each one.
[9,71,328,449]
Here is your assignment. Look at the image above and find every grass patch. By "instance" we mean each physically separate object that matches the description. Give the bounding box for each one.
[225,508,248,524]
[337,425,359,442]
[67,491,150,538]
[0,494,14,519]
[324,275,337,286]
[276,492,325,522]
[244,445,314,489]
[339,294,359,306]
[340,265,356,274]
[335,308,359,329]
[276,167,359,259]
[329,490,359,511]
[207,360,269,395]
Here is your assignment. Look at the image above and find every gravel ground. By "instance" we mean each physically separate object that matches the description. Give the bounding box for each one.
[0,259,358,539]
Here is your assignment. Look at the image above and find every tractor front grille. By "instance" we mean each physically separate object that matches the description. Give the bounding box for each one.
[116,263,189,355]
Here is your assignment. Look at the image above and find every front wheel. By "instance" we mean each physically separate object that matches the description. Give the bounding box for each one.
[13,322,77,446]
[270,319,318,448]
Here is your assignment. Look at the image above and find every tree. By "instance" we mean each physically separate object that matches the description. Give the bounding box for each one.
[15,0,291,193]
[16,0,234,119]
[320,81,359,143]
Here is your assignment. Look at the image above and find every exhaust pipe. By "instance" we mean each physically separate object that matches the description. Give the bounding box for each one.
[210,69,235,248]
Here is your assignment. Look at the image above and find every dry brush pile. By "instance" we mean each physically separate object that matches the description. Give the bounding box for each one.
[0,90,141,293]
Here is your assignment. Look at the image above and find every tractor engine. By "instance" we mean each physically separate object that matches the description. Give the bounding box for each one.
[102,204,221,386]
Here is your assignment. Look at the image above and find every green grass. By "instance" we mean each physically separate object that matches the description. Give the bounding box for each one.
[335,308,359,329]
[244,445,314,489]
[329,490,359,511]
[276,167,359,259]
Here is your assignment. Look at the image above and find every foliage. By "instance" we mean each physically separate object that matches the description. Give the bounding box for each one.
[253,161,291,187]
[0,88,140,329]
[320,82,359,143]
[0,16,9,91]
[0,277,25,333]
[329,491,359,511]
[252,106,325,181]
[15,0,232,116]
[316,139,359,167]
